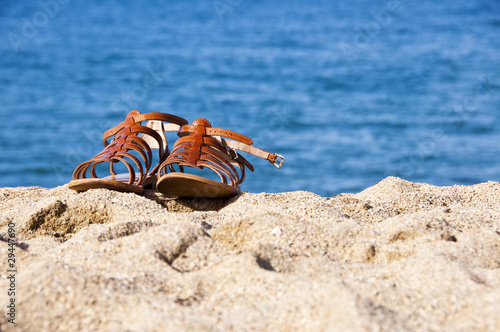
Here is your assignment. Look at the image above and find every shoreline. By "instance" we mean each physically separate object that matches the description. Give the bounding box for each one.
[1,176,499,331]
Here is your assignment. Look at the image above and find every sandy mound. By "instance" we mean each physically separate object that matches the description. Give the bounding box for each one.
[1,177,499,331]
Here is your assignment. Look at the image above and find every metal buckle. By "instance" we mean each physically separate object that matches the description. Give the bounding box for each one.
[272,154,284,169]
[227,147,239,160]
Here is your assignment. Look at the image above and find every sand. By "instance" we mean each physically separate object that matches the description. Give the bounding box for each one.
[0,176,499,331]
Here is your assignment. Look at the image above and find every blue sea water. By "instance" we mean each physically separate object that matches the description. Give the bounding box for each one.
[1,0,499,196]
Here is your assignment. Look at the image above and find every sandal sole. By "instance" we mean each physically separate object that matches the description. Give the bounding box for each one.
[68,179,145,194]
[156,173,240,198]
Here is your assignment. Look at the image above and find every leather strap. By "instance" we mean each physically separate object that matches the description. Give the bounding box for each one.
[179,125,253,145]
[103,112,188,146]
[222,139,278,163]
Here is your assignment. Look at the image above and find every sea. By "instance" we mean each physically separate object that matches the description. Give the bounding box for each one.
[1,0,499,197]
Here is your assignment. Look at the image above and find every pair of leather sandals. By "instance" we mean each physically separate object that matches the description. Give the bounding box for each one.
[68,110,284,198]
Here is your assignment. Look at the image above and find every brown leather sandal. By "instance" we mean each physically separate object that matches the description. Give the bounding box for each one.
[156,118,284,198]
[69,110,188,194]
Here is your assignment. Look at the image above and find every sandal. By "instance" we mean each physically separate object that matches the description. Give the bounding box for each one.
[69,110,188,194]
[156,118,284,198]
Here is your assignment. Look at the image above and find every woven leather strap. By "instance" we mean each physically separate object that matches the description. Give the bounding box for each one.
[158,118,284,187]
[73,110,188,185]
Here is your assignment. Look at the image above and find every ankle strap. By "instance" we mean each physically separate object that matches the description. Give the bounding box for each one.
[223,139,284,168]
[103,111,188,146]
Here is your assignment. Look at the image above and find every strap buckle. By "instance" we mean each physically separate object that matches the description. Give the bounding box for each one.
[272,154,284,169]
[226,146,239,160]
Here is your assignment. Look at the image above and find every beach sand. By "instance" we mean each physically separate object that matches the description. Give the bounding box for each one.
[1,176,499,331]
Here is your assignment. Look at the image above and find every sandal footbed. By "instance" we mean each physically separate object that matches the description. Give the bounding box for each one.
[156,173,240,198]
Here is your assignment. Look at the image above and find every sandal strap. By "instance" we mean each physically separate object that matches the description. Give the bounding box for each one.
[159,118,284,187]
[103,112,188,146]
[179,125,254,145]
[222,139,283,167]
[73,110,188,186]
